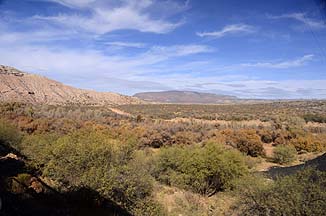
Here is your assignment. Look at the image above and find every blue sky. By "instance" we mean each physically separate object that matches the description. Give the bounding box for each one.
[0,0,326,99]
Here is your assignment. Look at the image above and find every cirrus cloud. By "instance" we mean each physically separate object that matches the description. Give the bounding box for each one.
[196,24,256,38]
[34,0,187,34]
[268,13,326,30]
[240,54,314,69]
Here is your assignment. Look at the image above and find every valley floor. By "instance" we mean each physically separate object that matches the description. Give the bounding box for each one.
[0,101,325,215]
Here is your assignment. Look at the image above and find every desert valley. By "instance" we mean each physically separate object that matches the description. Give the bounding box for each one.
[0,66,325,215]
[1,0,326,215]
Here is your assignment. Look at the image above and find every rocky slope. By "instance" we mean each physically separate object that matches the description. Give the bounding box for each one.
[0,65,143,106]
[134,90,238,104]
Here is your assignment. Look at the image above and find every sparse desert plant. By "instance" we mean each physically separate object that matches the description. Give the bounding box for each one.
[273,145,297,164]
[261,134,273,143]
[283,116,306,130]
[303,113,326,123]
[152,142,248,196]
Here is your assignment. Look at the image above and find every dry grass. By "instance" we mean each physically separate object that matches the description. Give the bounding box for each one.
[109,107,134,117]
[153,184,237,216]
[168,118,271,129]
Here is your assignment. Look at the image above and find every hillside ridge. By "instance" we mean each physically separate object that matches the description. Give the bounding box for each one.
[0,65,143,106]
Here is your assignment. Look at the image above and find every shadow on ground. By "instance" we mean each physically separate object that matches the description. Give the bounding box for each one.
[266,153,326,179]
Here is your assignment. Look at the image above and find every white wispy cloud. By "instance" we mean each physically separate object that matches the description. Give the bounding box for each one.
[148,77,326,99]
[123,44,212,68]
[268,13,325,29]
[196,24,256,38]
[105,41,146,48]
[0,42,211,78]
[240,54,314,69]
[146,45,213,57]
[1,1,324,99]
[44,0,96,8]
[0,29,78,43]
[34,0,186,34]
[0,41,324,98]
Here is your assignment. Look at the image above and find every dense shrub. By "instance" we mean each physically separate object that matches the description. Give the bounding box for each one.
[273,131,289,145]
[140,130,172,148]
[258,129,273,143]
[18,133,59,169]
[152,142,248,196]
[273,145,297,164]
[223,129,265,157]
[0,119,21,154]
[283,116,306,130]
[290,133,326,152]
[236,169,326,216]
[20,128,160,215]
[270,129,326,153]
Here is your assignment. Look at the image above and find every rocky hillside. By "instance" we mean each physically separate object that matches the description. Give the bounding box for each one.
[134,90,238,104]
[0,65,143,106]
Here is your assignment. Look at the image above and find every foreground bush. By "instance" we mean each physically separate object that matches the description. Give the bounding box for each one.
[235,169,326,216]
[0,119,22,157]
[152,142,248,196]
[19,128,162,215]
[273,145,297,164]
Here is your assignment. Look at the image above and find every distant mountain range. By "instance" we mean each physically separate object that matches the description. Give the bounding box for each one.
[133,90,240,104]
[0,65,143,106]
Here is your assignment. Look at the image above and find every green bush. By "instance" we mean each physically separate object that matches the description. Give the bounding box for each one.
[132,198,166,216]
[0,119,21,151]
[235,169,326,216]
[152,142,248,196]
[22,128,159,215]
[19,133,59,168]
[273,145,297,164]
[9,173,33,194]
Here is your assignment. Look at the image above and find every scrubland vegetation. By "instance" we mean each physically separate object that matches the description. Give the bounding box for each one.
[0,101,326,215]
[119,100,326,121]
